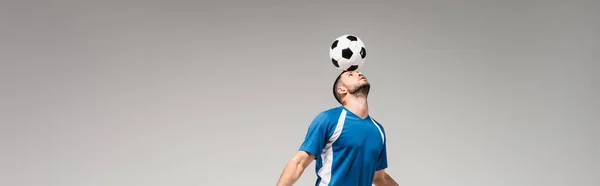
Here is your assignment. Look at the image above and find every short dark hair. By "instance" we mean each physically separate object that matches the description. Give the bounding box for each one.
[332,71,346,104]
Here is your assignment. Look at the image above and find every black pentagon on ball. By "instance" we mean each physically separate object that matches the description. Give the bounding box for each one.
[347,65,359,71]
[346,35,358,41]
[331,40,338,49]
[360,47,366,58]
[341,48,353,59]
[331,58,339,67]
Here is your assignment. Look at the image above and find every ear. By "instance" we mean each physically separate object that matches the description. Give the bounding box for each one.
[336,86,347,95]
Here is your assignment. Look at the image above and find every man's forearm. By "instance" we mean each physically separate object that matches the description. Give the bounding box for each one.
[276,159,308,186]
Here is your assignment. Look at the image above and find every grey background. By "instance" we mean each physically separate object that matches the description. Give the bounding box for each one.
[1,0,599,186]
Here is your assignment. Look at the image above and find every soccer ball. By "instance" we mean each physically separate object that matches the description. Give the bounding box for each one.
[329,34,367,71]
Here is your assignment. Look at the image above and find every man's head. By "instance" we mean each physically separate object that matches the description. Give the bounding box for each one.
[332,70,371,105]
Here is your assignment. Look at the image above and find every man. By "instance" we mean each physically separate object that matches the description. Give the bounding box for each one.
[276,71,399,186]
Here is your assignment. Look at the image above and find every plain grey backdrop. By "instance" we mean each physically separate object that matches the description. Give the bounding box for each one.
[1,0,598,186]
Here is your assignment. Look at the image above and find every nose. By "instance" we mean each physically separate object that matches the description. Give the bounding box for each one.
[356,72,366,79]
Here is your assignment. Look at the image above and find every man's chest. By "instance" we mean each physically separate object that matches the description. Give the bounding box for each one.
[334,119,384,154]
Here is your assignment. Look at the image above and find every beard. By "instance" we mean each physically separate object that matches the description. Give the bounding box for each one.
[348,82,370,97]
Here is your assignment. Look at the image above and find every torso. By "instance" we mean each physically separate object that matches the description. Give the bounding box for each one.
[315,106,386,186]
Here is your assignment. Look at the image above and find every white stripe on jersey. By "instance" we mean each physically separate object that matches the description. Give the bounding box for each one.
[370,118,385,144]
[317,109,347,186]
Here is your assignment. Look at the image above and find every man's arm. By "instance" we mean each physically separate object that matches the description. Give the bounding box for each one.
[276,150,315,186]
[278,111,329,185]
[373,169,399,186]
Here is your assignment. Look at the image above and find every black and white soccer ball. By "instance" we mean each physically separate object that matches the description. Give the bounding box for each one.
[329,34,367,71]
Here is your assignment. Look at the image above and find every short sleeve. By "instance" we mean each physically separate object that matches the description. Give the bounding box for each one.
[298,112,331,158]
[376,124,388,170]
[376,139,388,170]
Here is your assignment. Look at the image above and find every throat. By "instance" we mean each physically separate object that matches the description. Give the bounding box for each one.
[344,98,369,119]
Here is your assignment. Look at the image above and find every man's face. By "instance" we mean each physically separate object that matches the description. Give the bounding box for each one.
[340,71,370,96]
[341,71,368,85]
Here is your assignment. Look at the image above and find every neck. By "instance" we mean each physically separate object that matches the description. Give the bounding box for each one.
[343,96,369,119]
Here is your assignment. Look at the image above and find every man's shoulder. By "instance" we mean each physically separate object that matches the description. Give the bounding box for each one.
[318,106,345,117]
[369,116,387,133]
[370,117,382,125]
[312,106,344,122]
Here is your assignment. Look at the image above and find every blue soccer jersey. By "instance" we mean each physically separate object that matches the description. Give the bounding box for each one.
[299,106,388,186]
